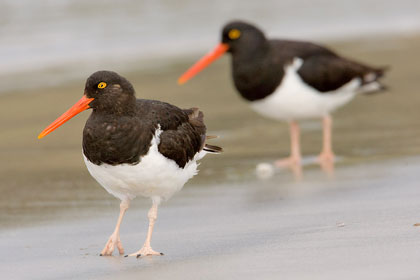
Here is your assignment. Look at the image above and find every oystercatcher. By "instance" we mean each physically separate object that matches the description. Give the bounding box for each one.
[179,20,386,167]
[38,70,221,257]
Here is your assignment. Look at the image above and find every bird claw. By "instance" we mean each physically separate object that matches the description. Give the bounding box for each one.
[100,233,124,256]
[127,246,163,258]
[318,152,335,163]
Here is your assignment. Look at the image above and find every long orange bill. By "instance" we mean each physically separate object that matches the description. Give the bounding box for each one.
[38,95,94,139]
[178,43,229,85]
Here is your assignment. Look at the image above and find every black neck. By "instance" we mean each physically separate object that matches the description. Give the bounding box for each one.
[231,43,283,101]
[83,106,153,166]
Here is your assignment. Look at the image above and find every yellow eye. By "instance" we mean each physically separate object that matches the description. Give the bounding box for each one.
[98,82,107,89]
[228,29,241,40]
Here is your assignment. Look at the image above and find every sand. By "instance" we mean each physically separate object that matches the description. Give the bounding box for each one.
[1,34,420,279]
[1,157,420,280]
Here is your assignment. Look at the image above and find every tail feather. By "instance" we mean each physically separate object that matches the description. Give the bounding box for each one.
[185,107,222,154]
[203,144,223,153]
[361,66,389,94]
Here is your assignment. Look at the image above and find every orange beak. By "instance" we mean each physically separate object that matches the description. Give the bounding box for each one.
[178,43,229,85]
[38,95,94,139]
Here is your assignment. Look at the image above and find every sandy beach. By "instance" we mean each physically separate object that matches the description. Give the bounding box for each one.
[1,32,420,279]
[1,157,420,280]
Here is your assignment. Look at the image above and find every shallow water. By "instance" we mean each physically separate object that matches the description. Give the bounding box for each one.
[1,0,420,93]
[1,33,420,227]
[1,157,420,280]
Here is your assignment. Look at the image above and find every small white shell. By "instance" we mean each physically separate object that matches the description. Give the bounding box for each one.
[256,162,275,179]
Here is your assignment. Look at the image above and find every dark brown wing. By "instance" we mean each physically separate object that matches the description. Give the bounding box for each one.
[136,99,190,131]
[83,99,220,167]
[271,39,387,92]
[298,55,386,92]
[137,100,220,168]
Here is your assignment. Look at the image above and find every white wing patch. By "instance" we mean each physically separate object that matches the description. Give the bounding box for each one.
[250,58,359,120]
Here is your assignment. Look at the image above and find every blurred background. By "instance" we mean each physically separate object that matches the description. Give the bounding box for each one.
[2,0,420,224]
[1,1,420,278]
[1,0,420,92]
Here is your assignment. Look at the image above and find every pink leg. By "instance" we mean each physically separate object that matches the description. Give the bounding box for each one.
[318,115,335,176]
[100,200,130,256]
[318,115,335,163]
[275,121,302,167]
[127,201,163,258]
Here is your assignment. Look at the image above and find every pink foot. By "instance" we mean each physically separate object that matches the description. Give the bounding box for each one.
[100,233,124,256]
[318,152,335,163]
[126,246,164,258]
[274,156,301,168]
[274,157,302,180]
[318,152,335,177]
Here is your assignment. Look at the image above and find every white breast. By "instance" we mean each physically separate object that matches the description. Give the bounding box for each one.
[83,128,205,202]
[250,58,359,121]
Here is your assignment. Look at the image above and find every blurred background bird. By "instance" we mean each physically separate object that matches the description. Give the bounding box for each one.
[179,20,387,172]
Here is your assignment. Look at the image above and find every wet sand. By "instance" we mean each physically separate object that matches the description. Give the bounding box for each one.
[1,34,420,279]
[1,157,420,280]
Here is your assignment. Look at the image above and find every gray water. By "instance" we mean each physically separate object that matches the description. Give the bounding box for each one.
[1,0,420,93]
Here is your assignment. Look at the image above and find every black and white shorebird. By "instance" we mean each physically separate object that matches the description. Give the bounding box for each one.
[38,71,221,257]
[179,20,386,168]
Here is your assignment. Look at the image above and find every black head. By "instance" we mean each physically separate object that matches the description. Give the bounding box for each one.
[38,70,136,139]
[177,20,268,85]
[84,70,136,114]
[85,70,135,99]
[221,21,267,54]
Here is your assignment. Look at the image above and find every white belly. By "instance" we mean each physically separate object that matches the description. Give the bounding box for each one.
[83,128,204,202]
[250,58,359,121]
